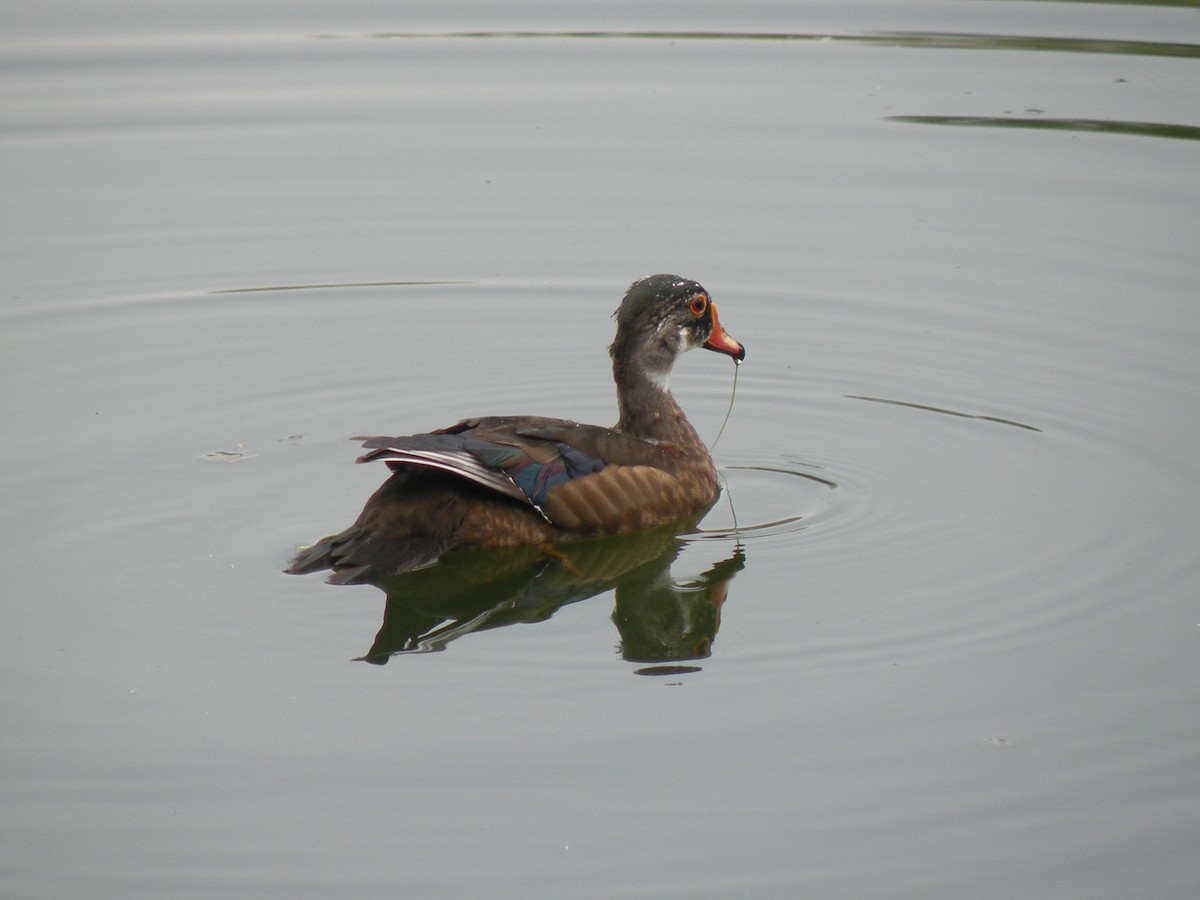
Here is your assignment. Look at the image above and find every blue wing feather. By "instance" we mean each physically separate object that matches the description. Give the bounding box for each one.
[356,423,609,513]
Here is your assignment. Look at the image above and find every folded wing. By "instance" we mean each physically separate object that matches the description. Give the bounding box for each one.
[355,415,708,534]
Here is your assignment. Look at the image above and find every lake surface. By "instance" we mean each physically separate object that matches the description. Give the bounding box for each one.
[3,2,1199,897]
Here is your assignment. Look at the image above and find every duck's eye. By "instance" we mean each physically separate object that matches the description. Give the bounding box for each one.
[688,294,708,316]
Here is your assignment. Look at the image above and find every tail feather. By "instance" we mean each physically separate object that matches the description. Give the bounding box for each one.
[284,539,337,576]
[285,524,448,585]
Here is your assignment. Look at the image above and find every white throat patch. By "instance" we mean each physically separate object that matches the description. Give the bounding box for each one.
[644,367,671,392]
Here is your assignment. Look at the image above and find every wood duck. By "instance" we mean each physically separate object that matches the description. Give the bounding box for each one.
[287,274,746,584]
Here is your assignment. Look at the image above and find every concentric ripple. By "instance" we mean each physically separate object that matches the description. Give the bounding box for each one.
[691,458,838,543]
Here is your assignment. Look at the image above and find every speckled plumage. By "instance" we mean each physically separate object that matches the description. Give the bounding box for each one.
[287,274,745,584]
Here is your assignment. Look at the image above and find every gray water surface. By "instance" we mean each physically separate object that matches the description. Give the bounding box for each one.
[3,2,1199,898]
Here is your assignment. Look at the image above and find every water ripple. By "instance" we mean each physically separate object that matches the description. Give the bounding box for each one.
[846,395,1043,431]
[357,30,1200,60]
[692,458,839,543]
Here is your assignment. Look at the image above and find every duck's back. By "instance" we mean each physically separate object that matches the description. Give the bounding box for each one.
[363,416,716,525]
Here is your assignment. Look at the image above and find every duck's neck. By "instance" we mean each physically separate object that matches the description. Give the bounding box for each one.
[613,360,708,454]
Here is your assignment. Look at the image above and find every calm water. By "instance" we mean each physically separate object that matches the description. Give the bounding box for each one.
[3,2,1199,898]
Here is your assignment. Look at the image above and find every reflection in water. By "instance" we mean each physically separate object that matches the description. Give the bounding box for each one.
[888,115,1200,143]
[362,30,1200,61]
[357,521,744,671]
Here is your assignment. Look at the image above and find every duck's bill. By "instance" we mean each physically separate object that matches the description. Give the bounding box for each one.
[703,304,746,361]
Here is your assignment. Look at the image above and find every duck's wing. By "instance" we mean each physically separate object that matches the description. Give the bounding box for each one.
[355,416,711,534]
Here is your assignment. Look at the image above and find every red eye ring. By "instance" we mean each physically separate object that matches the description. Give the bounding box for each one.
[689,294,708,316]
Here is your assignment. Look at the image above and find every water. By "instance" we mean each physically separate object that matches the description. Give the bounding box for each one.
[3,2,1199,898]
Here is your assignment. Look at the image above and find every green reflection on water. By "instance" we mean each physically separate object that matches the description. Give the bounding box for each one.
[888,115,1200,142]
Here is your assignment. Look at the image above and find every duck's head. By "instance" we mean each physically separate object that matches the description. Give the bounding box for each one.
[610,274,745,388]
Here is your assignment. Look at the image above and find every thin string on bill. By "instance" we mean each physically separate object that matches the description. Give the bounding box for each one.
[707,360,740,453]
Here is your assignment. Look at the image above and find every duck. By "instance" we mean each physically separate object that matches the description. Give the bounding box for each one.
[286,274,746,584]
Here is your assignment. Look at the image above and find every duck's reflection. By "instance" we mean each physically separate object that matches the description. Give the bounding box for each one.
[356,521,744,670]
